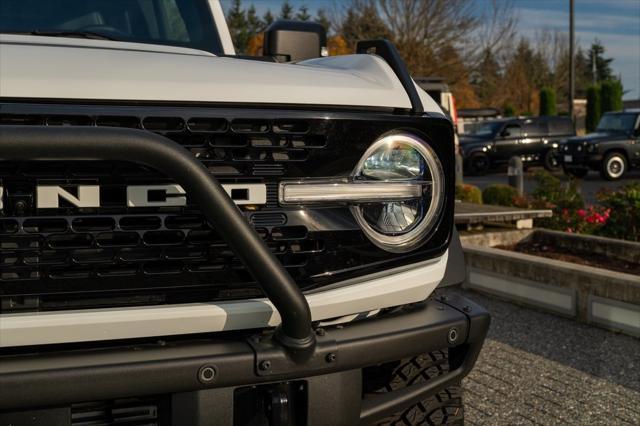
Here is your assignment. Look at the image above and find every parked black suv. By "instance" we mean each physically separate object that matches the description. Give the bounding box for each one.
[561,110,640,180]
[460,116,575,174]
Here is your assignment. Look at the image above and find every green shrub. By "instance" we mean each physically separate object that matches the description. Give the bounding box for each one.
[530,170,584,229]
[455,183,482,204]
[600,79,623,113]
[539,87,557,116]
[503,104,515,117]
[586,85,601,132]
[596,183,640,241]
[482,184,518,206]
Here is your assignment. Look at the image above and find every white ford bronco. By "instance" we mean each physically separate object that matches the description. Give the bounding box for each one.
[0,1,489,425]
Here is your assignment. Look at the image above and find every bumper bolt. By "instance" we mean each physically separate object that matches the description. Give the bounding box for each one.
[447,328,459,344]
[325,353,337,363]
[259,360,271,371]
[198,365,217,384]
[315,328,326,337]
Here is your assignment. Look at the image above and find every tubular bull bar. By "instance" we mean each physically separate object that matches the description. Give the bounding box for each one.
[0,126,315,352]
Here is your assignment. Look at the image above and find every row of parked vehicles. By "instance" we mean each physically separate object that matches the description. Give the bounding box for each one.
[459,110,640,180]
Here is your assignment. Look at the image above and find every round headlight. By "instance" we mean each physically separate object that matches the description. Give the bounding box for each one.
[350,133,445,253]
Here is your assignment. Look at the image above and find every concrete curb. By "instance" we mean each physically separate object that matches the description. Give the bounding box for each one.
[461,235,640,337]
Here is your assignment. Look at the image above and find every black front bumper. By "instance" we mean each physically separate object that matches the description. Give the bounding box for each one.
[562,151,603,169]
[0,294,489,425]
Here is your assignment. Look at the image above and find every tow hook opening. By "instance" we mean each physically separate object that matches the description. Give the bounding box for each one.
[233,381,307,426]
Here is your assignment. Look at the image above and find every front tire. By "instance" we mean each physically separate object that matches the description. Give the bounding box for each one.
[543,149,561,171]
[466,153,490,176]
[600,152,627,180]
[367,351,464,425]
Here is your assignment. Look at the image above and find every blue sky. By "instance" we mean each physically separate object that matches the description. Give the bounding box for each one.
[221,1,640,99]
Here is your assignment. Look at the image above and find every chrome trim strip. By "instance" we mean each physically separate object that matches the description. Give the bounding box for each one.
[279,180,424,205]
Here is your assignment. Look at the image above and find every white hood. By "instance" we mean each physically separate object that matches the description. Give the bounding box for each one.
[0,34,440,111]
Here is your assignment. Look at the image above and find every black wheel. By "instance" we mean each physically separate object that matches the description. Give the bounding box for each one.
[600,152,627,180]
[563,166,588,179]
[466,153,490,176]
[366,350,464,425]
[543,149,561,171]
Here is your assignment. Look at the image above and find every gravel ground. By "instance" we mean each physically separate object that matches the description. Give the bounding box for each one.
[452,288,640,425]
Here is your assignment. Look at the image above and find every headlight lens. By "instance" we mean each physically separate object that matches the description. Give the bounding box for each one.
[350,133,444,253]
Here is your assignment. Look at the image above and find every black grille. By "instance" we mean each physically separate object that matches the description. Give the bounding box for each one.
[0,103,455,313]
[565,140,588,154]
[0,113,326,179]
[0,210,322,309]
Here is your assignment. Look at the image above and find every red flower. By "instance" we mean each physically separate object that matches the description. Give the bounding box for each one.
[577,209,586,217]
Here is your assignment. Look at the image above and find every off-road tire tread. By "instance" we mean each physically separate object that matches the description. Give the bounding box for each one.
[372,350,464,426]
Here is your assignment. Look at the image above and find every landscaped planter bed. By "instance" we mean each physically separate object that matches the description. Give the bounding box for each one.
[460,229,640,337]
[496,240,640,275]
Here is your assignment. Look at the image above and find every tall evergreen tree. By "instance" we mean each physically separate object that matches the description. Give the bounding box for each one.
[585,40,614,84]
[262,10,274,28]
[600,79,623,113]
[246,5,263,33]
[226,0,249,54]
[279,1,294,20]
[539,88,557,116]
[586,85,601,132]
[473,48,502,108]
[296,5,311,21]
[315,9,331,33]
[339,3,390,49]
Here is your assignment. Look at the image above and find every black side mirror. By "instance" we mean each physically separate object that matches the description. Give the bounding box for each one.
[263,20,327,63]
[500,130,510,138]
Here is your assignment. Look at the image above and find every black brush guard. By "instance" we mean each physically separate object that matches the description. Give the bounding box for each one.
[0,126,314,351]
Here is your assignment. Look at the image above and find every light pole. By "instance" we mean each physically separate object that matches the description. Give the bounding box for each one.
[569,0,575,121]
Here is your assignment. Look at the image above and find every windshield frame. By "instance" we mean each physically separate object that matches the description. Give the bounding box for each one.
[0,0,224,54]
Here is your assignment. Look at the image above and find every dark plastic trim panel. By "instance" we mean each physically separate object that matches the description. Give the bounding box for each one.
[438,228,467,287]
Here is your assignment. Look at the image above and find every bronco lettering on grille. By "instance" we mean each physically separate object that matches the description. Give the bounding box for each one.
[0,184,267,210]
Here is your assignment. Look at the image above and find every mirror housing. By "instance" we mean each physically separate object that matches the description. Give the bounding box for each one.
[263,20,327,62]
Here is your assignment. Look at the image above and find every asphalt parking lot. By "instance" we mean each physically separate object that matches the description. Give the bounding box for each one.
[464,169,640,204]
[451,288,640,425]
